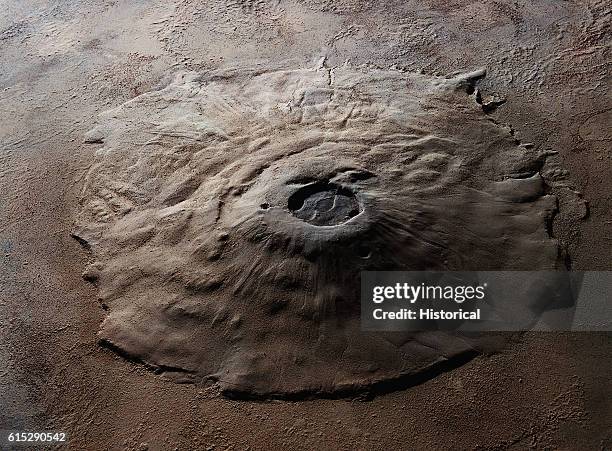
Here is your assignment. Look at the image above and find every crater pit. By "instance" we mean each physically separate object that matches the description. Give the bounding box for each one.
[288,181,361,226]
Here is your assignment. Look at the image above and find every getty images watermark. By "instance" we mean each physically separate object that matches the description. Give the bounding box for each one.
[361,271,612,331]
[372,280,487,320]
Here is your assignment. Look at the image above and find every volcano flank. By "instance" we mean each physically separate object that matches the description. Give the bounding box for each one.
[74,64,570,398]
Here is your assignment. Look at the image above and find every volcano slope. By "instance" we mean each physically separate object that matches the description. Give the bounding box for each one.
[74,64,570,398]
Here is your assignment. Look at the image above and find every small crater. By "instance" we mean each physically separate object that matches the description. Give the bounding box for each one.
[356,244,372,259]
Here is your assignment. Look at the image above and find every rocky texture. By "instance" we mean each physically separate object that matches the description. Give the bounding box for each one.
[75,65,566,396]
[1,0,609,448]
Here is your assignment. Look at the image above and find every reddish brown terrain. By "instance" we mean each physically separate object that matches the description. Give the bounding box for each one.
[1,1,610,449]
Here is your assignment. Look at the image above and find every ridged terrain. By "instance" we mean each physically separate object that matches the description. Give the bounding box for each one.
[75,65,565,397]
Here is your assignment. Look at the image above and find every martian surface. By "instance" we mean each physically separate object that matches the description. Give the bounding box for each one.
[74,65,569,397]
[1,0,610,449]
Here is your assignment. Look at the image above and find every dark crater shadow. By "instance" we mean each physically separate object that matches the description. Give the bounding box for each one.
[288,181,361,226]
